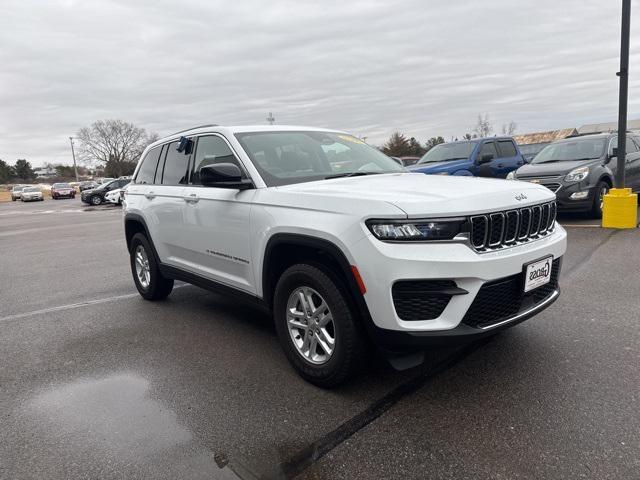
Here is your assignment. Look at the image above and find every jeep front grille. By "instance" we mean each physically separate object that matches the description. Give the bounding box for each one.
[470,201,556,252]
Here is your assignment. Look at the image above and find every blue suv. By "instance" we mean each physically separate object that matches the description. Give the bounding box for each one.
[409,137,526,178]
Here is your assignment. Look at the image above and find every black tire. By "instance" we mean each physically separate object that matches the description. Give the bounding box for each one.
[12,198,16,201]
[90,195,102,205]
[129,233,174,300]
[273,263,366,388]
[590,181,609,219]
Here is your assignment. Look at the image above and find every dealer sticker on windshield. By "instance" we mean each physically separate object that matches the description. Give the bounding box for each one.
[524,256,553,292]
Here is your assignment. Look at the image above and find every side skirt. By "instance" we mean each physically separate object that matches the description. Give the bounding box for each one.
[159,263,270,314]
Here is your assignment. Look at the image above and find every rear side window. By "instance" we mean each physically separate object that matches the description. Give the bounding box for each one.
[161,141,190,185]
[135,146,162,184]
[191,135,246,185]
[496,140,517,158]
[479,142,498,159]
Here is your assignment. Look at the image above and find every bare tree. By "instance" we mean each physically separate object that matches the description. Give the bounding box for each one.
[76,119,158,176]
[473,114,493,138]
[501,121,517,135]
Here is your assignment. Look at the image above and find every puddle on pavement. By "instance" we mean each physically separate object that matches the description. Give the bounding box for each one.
[29,373,191,455]
[25,373,251,479]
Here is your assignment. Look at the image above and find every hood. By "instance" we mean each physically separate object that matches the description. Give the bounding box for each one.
[408,159,470,174]
[516,159,601,177]
[274,173,554,217]
[82,187,103,195]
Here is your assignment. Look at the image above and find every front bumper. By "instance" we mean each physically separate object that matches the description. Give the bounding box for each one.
[555,182,597,212]
[370,287,560,349]
[351,225,567,342]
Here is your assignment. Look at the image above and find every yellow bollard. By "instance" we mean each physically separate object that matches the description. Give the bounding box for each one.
[602,188,638,229]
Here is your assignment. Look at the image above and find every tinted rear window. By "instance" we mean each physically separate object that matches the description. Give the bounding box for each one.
[161,142,190,185]
[497,140,517,158]
[135,146,163,184]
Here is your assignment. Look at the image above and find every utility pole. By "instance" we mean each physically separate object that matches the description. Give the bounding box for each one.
[266,112,275,125]
[603,0,637,229]
[69,136,79,182]
[615,0,631,188]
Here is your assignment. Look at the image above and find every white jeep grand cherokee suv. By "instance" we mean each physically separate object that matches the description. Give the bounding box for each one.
[124,125,566,387]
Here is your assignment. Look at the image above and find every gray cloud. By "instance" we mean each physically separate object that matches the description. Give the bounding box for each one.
[1,0,639,166]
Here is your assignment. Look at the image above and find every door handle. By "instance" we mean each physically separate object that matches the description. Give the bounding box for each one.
[497,163,504,168]
[145,191,155,200]
[184,193,199,203]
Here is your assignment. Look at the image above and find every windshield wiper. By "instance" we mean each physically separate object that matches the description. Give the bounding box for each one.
[325,171,383,179]
[420,157,466,164]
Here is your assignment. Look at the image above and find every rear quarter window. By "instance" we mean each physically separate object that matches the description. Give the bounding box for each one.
[135,146,163,184]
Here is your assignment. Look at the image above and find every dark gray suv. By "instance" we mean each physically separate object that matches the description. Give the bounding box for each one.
[509,133,640,218]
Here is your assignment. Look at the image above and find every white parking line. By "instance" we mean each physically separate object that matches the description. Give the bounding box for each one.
[0,285,188,324]
[560,224,602,228]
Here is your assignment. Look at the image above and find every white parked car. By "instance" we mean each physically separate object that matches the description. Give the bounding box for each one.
[123,125,567,387]
[20,186,44,202]
[105,188,122,205]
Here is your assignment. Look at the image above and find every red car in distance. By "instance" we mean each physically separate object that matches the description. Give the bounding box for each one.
[51,182,76,200]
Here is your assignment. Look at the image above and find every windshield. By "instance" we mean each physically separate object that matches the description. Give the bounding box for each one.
[53,183,71,188]
[12,186,25,191]
[235,131,404,186]
[23,187,39,192]
[417,141,477,164]
[99,181,117,190]
[532,138,606,164]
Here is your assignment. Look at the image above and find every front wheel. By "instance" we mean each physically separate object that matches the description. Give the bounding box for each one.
[273,263,366,388]
[91,195,102,206]
[129,233,174,300]
[590,181,609,219]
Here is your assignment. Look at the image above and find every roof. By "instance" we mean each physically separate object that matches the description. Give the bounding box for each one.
[578,119,640,134]
[149,124,347,150]
[512,128,578,145]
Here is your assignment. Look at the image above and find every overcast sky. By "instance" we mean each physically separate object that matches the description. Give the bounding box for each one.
[2,0,640,167]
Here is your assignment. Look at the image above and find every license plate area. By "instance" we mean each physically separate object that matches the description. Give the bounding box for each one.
[523,256,553,292]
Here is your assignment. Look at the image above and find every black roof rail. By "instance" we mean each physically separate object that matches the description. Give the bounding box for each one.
[566,130,632,138]
[169,124,218,136]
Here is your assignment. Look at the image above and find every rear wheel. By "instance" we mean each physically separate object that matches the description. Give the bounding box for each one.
[273,263,366,387]
[590,181,609,219]
[129,233,174,300]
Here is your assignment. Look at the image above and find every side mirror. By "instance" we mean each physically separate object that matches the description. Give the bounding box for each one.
[478,153,494,165]
[200,163,253,190]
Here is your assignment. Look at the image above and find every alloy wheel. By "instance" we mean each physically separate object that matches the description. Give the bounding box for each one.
[599,186,608,211]
[134,245,151,289]
[286,286,335,365]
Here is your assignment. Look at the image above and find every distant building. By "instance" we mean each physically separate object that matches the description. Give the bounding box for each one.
[577,119,640,134]
[33,166,57,178]
[513,128,578,161]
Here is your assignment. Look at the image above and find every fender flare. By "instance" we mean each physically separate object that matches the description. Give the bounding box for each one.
[262,233,374,329]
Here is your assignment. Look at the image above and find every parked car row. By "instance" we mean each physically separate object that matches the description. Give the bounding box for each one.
[405,132,640,218]
[8,178,130,206]
[80,178,130,205]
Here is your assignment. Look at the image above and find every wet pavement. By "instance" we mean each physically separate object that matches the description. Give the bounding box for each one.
[0,198,638,479]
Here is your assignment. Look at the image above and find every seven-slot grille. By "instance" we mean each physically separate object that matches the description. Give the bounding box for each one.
[470,201,556,252]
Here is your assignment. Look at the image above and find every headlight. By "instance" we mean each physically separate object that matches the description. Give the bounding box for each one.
[506,171,516,180]
[565,166,589,182]
[367,219,466,241]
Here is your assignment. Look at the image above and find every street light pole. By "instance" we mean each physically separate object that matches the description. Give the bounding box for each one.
[615,0,631,188]
[69,136,79,182]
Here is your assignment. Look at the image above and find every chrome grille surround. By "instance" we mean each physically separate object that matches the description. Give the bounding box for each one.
[470,201,557,252]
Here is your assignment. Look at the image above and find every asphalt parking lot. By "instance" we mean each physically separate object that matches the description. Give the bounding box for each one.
[0,198,638,480]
